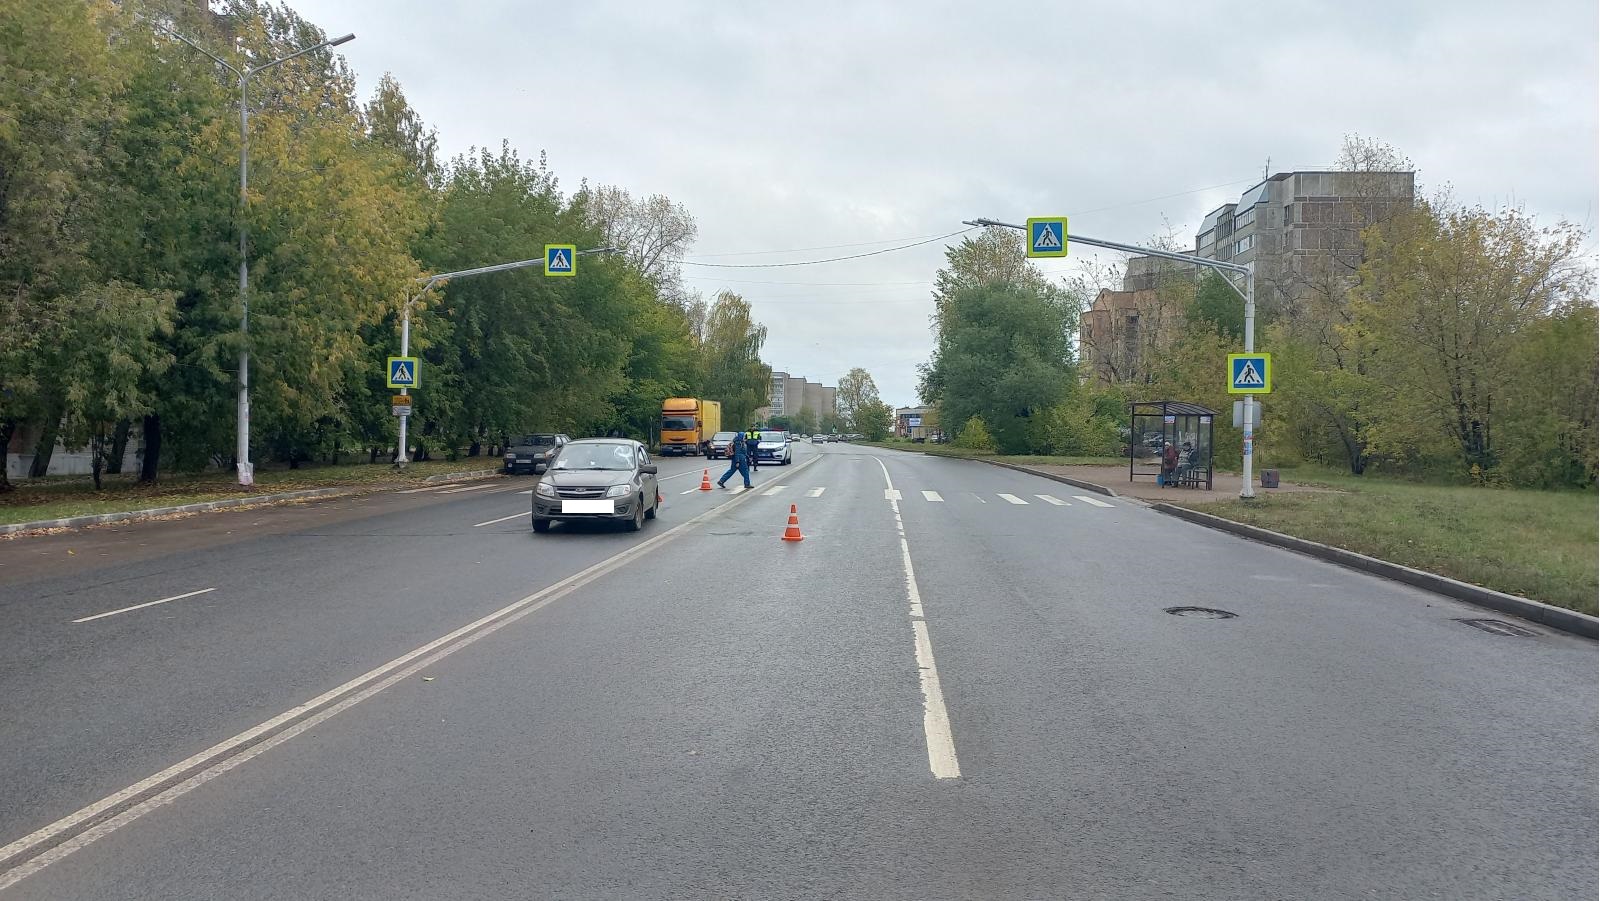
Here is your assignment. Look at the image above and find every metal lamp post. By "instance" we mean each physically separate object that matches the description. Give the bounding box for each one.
[962,218,1259,498]
[393,247,619,467]
[158,26,355,487]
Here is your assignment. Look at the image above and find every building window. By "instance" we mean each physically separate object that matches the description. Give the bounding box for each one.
[1235,206,1256,229]
[1284,204,1294,225]
[1234,235,1255,255]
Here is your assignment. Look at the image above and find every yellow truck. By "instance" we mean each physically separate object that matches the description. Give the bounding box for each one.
[660,398,722,456]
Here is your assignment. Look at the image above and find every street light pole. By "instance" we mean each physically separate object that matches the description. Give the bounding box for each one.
[156,25,354,486]
[962,218,1259,497]
[393,247,618,466]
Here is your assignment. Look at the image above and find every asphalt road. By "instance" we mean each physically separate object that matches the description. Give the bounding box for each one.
[0,443,1593,899]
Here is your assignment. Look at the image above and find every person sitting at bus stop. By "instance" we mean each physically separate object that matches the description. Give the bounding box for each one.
[718,431,753,489]
[1160,441,1179,487]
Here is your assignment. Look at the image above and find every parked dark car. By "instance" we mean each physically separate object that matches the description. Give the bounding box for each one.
[504,433,570,474]
[707,431,740,459]
[531,439,660,533]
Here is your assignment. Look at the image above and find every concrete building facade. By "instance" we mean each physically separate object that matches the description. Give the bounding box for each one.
[756,371,835,427]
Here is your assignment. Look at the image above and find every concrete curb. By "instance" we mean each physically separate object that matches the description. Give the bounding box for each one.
[0,486,360,536]
[0,468,503,536]
[1151,502,1598,640]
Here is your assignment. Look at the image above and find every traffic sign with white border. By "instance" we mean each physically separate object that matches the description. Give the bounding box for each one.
[1026,217,1068,258]
[545,244,576,276]
[387,356,419,389]
[1228,353,1271,394]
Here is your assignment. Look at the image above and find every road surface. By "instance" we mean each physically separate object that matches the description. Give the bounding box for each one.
[0,443,1593,899]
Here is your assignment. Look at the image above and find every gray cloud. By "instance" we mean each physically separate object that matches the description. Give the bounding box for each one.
[293,0,1598,405]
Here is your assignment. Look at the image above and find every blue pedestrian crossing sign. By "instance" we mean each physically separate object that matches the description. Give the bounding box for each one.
[387,356,419,389]
[545,244,577,277]
[1026,217,1068,258]
[1227,353,1271,394]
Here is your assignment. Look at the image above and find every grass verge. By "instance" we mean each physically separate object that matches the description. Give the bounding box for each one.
[1167,466,1598,615]
[0,459,498,526]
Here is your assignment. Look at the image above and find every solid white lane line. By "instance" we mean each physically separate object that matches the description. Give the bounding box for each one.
[439,484,493,494]
[873,457,961,781]
[0,454,825,890]
[72,588,216,624]
[472,512,527,528]
[806,487,825,497]
[517,490,533,495]
[763,485,788,496]
[921,491,943,502]
[397,484,453,494]
[1074,495,1115,508]
[1035,494,1070,506]
[885,489,902,500]
[658,469,701,482]
[998,493,1029,505]
[972,494,987,503]
[679,487,702,495]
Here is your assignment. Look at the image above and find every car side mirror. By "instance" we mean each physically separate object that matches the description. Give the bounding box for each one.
[640,465,658,475]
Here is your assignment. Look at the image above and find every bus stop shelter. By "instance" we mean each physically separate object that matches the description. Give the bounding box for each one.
[1129,401,1216,490]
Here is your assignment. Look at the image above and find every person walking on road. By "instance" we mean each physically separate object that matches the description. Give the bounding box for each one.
[718,431,753,489]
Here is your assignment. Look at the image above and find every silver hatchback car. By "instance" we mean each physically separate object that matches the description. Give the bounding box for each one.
[531,439,660,533]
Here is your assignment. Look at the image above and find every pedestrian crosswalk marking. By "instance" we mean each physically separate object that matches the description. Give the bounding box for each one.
[807,487,825,497]
[921,490,943,502]
[1035,494,1068,505]
[763,485,788,496]
[998,493,1028,505]
[679,487,700,495]
[972,494,986,503]
[885,489,902,500]
[1073,495,1114,507]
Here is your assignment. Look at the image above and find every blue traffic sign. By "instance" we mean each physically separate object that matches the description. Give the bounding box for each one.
[1227,353,1271,394]
[545,243,577,277]
[1026,217,1068,258]
[387,356,419,389]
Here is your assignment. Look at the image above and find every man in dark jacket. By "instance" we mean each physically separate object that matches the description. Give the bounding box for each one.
[718,430,753,489]
[745,428,762,470]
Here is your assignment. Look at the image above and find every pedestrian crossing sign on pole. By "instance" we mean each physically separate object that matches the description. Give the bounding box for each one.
[1227,353,1271,394]
[1026,217,1068,258]
[545,244,577,277]
[387,356,419,389]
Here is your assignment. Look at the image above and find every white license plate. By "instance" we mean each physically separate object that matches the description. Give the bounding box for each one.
[561,499,614,514]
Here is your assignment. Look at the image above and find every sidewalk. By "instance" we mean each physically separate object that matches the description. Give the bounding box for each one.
[1002,463,1329,503]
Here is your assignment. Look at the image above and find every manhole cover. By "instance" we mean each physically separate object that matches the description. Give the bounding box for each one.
[1165,606,1237,619]
[1455,618,1537,637]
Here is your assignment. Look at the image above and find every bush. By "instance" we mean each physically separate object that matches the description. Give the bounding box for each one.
[953,416,997,452]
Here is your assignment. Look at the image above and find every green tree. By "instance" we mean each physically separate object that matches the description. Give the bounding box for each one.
[836,367,885,433]
[1351,203,1594,478]
[855,400,893,441]
[953,416,996,452]
[920,282,1075,454]
[700,290,770,427]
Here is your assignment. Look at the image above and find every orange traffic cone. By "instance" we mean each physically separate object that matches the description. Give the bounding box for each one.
[699,469,712,491]
[781,503,804,542]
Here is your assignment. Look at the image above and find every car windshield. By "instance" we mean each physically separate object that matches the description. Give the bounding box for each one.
[661,417,695,431]
[519,435,557,446]
[550,444,635,471]
[760,431,786,442]
[712,432,737,441]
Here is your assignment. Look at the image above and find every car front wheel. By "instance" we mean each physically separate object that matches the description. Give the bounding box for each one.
[625,496,645,532]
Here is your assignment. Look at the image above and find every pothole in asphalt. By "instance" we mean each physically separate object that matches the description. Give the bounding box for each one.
[1165,606,1237,619]
[1454,618,1538,637]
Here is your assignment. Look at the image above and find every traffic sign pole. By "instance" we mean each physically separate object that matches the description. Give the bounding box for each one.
[1240,264,1256,498]
[396,297,414,466]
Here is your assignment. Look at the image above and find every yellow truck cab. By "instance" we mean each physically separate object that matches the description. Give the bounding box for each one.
[659,398,722,456]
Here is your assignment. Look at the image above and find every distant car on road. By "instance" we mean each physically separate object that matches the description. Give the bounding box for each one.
[504,433,570,474]
[531,438,659,533]
[811,434,827,444]
[707,431,739,459]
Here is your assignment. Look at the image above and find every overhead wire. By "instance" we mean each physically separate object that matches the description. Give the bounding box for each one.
[672,228,975,269]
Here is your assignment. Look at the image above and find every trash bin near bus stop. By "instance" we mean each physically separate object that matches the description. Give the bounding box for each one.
[1261,469,1280,489]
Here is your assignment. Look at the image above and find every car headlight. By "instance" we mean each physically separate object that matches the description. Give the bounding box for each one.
[604,484,632,498]
[535,482,557,497]
[504,453,516,461]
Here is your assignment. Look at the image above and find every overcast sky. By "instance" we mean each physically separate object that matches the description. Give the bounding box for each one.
[293,0,1597,407]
